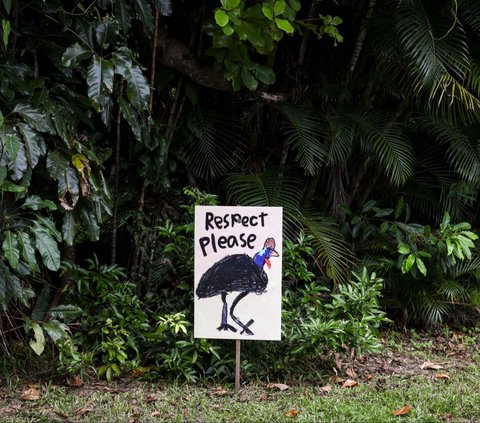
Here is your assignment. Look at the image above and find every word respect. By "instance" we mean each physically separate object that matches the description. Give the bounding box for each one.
[199,211,269,257]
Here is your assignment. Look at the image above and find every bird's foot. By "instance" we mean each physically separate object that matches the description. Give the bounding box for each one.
[217,323,237,332]
[240,319,254,336]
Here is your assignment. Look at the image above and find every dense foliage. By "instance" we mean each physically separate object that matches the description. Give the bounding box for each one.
[0,0,479,381]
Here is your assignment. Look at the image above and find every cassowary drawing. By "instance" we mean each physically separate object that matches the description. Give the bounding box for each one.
[196,238,279,335]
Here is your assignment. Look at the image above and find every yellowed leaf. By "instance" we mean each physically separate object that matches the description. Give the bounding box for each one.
[285,409,299,417]
[20,387,40,401]
[435,373,450,380]
[420,361,443,370]
[342,379,358,388]
[319,384,333,393]
[267,382,290,391]
[392,405,411,416]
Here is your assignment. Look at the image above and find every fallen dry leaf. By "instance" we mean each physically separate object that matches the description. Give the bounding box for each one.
[75,407,94,417]
[208,387,229,397]
[342,379,358,388]
[346,368,357,379]
[259,393,269,401]
[318,384,333,393]
[435,373,450,380]
[151,410,161,417]
[67,375,84,387]
[328,375,345,384]
[392,405,411,416]
[285,409,300,417]
[54,411,70,418]
[267,382,290,391]
[0,406,20,414]
[145,393,158,403]
[20,387,40,401]
[365,373,373,381]
[420,361,443,370]
[131,367,149,378]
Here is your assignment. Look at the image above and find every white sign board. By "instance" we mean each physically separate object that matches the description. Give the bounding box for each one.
[194,206,283,341]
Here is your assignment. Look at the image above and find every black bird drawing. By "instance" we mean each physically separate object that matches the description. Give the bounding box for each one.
[196,238,279,335]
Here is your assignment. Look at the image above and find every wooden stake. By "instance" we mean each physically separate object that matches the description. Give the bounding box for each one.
[235,339,241,392]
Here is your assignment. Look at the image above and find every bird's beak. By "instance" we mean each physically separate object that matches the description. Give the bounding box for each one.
[270,250,279,257]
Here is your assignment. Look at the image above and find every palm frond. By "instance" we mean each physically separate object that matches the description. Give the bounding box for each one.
[437,279,469,302]
[451,256,480,279]
[349,110,414,185]
[223,170,302,238]
[301,211,354,286]
[178,109,244,179]
[459,0,480,35]
[325,114,354,165]
[278,104,328,175]
[417,117,480,182]
[410,291,450,325]
[395,1,480,122]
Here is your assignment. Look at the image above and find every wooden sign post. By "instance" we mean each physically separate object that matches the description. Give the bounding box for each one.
[194,206,283,391]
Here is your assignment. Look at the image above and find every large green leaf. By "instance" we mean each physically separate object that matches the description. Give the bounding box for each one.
[112,46,133,77]
[62,211,75,246]
[80,207,100,241]
[46,150,80,210]
[124,64,150,110]
[31,226,61,271]
[119,97,141,141]
[250,63,275,85]
[36,216,62,242]
[17,231,37,271]
[240,68,258,91]
[113,0,132,33]
[43,322,69,343]
[62,42,93,67]
[95,18,119,48]
[14,104,54,133]
[1,131,20,161]
[2,230,20,269]
[3,0,12,15]
[17,123,46,168]
[8,142,27,181]
[87,55,114,109]
[22,195,57,211]
[133,0,154,34]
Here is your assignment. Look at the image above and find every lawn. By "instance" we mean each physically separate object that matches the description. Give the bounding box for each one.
[1,331,479,422]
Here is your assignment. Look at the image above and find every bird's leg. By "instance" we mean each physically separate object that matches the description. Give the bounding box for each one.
[230,291,254,335]
[217,292,237,332]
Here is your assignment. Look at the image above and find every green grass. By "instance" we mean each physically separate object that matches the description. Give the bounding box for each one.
[1,361,480,422]
[1,332,480,422]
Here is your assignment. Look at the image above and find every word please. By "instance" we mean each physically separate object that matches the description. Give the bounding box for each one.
[199,233,257,257]
[205,211,268,230]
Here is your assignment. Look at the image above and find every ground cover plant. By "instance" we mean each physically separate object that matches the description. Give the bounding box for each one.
[1,330,479,423]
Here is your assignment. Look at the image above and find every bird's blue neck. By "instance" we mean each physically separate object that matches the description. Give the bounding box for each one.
[253,248,269,268]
